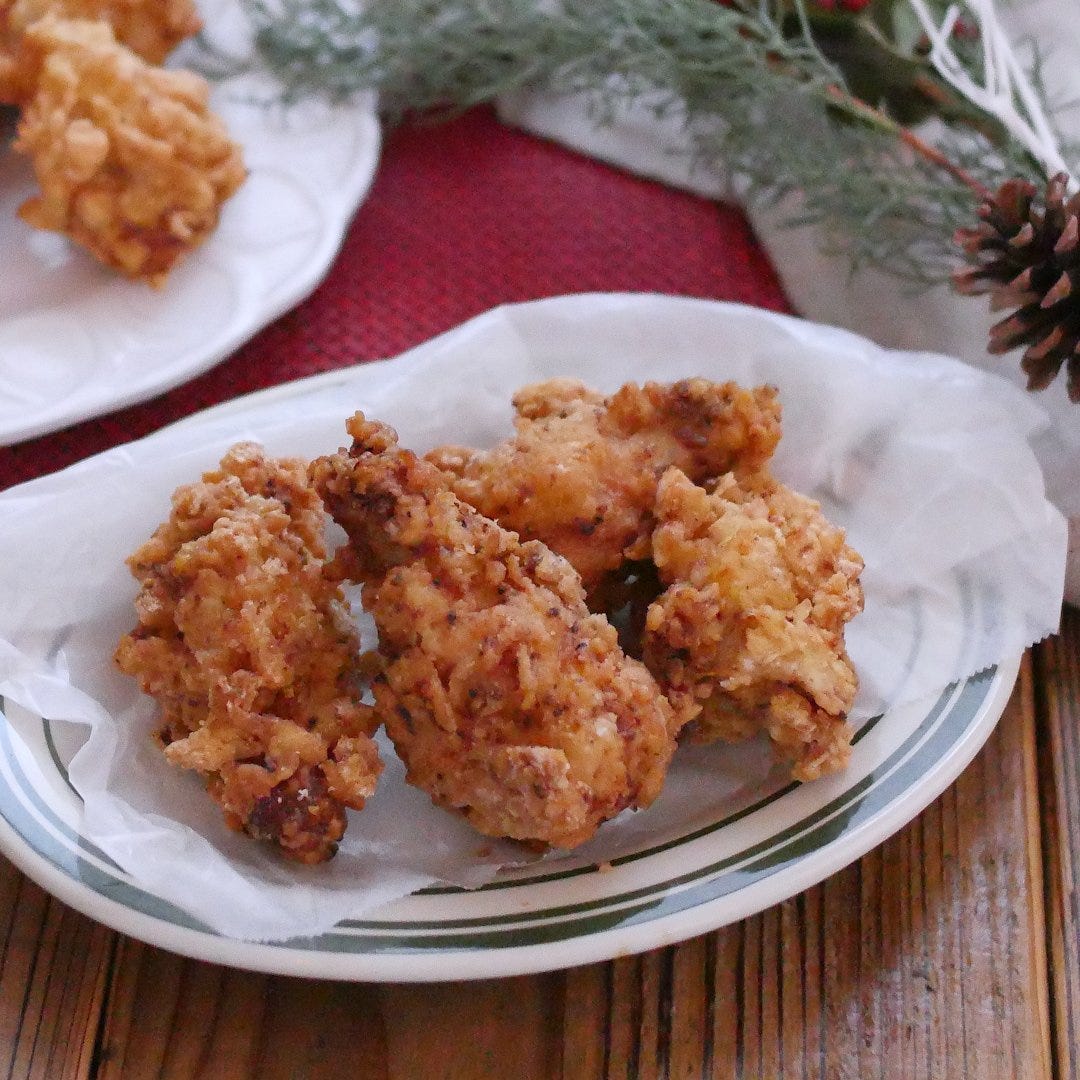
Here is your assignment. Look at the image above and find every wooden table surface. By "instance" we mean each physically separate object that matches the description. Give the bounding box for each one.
[0,109,1074,1078]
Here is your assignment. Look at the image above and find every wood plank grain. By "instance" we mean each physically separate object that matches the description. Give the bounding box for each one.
[0,859,113,1080]
[561,963,609,1079]
[97,939,564,1080]
[561,657,1052,1079]
[1035,607,1080,1080]
[96,938,392,1080]
[667,934,710,1080]
[379,975,563,1079]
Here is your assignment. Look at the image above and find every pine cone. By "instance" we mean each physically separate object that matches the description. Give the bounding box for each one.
[954,172,1080,402]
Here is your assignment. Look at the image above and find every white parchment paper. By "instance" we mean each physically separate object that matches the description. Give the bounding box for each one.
[0,295,1066,940]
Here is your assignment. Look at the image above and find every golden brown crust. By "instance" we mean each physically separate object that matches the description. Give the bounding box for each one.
[643,468,864,781]
[311,414,679,849]
[427,378,782,590]
[10,17,245,286]
[0,0,200,100]
[115,443,381,864]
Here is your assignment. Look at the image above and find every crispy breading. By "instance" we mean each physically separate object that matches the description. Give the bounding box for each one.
[11,17,245,285]
[428,377,781,590]
[115,443,381,864]
[0,0,200,100]
[643,468,864,781]
[311,414,679,849]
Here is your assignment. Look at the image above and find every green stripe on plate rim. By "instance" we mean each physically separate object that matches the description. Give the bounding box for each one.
[337,669,972,933]
[316,669,994,950]
[412,581,927,897]
[13,574,923,917]
[0,666,994,952]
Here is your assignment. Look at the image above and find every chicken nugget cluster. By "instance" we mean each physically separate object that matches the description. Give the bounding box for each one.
[310,414,678,849]
[644,469,864,780]
[116,377,864,864]
[114,443,381,864]
[2,0,244,285]
[429,378,864,779]
[429,377,781,590]
[0,0,201,86]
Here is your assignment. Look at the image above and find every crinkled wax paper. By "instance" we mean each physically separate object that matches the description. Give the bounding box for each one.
[0,295,1066,940]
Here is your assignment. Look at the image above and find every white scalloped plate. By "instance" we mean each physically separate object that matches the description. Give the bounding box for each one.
[0,0,380,446]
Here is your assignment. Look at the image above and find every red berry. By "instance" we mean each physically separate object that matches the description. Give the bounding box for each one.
[952,17,980,40]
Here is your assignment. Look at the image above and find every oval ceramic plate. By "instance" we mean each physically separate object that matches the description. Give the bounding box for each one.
[0,0,381,446]
[0,295,1047,981]
[0,657,1018,981]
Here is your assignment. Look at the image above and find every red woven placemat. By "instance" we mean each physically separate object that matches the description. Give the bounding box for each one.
[0,106,791,492]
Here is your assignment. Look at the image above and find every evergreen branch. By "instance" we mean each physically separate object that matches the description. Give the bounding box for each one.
[239,0,1053,284]
[821,84,991,199]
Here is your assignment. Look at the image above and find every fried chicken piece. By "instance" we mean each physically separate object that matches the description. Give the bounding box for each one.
[10,17,245,285]
[311,414,678,849]
[428,378,781,591]
[643,468,864,781]
[0,0,200,100]
[115,443,381,864]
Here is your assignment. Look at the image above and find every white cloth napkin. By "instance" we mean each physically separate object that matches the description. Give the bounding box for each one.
[496,0,1080,600]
